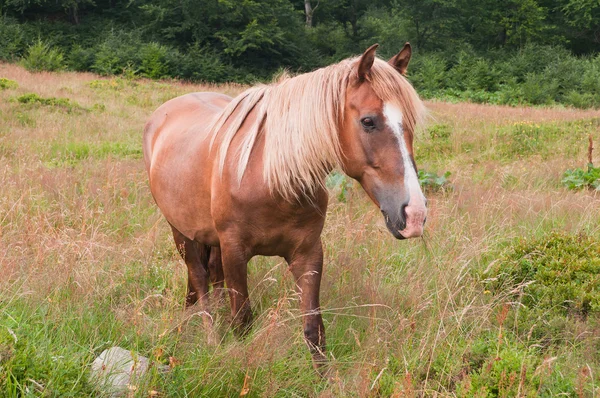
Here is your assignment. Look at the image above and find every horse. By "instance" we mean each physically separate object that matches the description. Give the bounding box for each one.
[142,43,428,371]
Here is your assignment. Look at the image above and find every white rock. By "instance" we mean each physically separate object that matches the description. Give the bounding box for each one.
[90,346,166,396]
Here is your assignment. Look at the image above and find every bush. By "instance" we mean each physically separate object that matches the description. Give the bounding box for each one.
[487,232,600,317]
[21,40,65,72]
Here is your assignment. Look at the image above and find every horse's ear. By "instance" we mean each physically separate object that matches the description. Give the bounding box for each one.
[357,43,379,82]
[388,42,411,76]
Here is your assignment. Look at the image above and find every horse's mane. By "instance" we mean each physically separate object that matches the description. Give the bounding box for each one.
[208,56,426,201]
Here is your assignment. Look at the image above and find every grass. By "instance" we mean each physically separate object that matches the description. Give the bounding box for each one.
[1,61,600,396]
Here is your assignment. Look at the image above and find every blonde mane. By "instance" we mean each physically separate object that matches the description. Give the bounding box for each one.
[208,56,426,201]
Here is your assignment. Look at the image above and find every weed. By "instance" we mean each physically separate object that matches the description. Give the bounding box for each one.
[418,169,452,192]
[562,164,600,191]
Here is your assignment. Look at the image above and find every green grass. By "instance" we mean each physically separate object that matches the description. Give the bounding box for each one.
[1,65,599,396]
[45,141,143,167]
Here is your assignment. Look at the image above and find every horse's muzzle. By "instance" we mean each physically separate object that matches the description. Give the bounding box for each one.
[381,202,426,240]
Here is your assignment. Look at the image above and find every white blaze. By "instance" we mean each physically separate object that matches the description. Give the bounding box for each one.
[383,103,427,237]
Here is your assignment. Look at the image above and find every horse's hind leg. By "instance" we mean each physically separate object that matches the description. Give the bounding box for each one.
[208,247,224,302]
[171,226,210,307]
[171,226,217,343]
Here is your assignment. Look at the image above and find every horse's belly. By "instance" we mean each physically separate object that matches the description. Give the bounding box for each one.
[150,159,219,244]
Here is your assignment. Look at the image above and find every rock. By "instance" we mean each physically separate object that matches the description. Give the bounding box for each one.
[90,346,168,396]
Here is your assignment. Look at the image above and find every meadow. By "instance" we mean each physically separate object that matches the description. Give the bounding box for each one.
[0,63,599,397]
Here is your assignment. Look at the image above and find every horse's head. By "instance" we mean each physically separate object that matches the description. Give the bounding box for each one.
[339,44,427,239]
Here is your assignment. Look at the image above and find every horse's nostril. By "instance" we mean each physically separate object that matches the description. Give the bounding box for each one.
[400,203,408,221]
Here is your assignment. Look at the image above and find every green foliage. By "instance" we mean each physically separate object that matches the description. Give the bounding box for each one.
[488,232,600,317]
[0,78,18,90]
[22,40,65,72]
[562,163,600,190]
[326,171,351,202]
[418,170,452,192]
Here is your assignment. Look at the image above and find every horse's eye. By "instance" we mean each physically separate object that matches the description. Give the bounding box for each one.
[361,117,375,130]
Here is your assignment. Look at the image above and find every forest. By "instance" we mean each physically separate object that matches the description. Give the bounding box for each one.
[1,0,600,105]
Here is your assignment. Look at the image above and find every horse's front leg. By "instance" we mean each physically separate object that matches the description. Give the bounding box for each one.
[220,246,253,335]
[288,239,327,372]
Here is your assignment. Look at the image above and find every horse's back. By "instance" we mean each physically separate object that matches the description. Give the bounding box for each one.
[143,92,231,243]
[143,92,231,169]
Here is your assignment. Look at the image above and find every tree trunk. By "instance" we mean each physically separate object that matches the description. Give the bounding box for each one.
[72,4,79,25]
[304,0,313,27]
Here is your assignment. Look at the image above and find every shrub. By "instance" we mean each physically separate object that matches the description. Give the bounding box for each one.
[21,40,65,72]
[487,232,600,317]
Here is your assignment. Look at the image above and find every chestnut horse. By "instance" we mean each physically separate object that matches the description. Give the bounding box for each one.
[143,44,427,370]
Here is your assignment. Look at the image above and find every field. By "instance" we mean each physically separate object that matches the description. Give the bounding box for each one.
[1,63,600,397]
